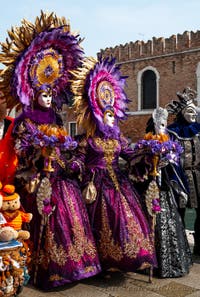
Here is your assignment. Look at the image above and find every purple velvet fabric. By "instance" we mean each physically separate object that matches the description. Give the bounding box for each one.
[75,135,157,271]
[22,174,101,289]
[14,106,60,126]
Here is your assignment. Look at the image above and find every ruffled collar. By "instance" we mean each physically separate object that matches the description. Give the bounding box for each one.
[14,106,59,129]
[96,121,121,140]
[167,121,200,138]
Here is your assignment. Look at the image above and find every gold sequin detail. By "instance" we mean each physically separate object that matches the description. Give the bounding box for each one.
[94,137,119,190]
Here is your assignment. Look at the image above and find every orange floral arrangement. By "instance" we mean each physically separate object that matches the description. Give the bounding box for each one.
[144,132,169,142]
[38,124,68,137]
[31,123,77,150]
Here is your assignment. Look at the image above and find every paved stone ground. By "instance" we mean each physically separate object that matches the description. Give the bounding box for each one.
[18,230,200,297]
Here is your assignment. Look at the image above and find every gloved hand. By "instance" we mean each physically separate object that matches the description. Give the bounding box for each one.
[68,161,80,174]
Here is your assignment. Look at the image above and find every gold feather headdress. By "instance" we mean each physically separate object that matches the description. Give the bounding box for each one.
[71,56,98,138]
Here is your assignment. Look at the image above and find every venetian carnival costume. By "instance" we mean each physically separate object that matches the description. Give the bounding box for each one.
[0,11,101,290]
[134,107,192,278]
[70,56,157,273]
[167,87,200,255]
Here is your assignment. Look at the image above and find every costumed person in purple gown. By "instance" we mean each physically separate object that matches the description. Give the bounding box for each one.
[133,107,192,278]
[0,12,101,290]
[167,87,200,255]
[70,56,157,275]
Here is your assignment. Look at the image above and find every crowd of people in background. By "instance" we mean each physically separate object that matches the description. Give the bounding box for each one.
[0,10,199,295]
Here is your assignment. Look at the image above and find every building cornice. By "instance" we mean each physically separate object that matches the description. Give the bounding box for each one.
[116,47,200,65]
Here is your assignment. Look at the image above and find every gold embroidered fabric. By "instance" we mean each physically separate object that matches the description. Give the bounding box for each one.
[45,226,68,266]
[94,137,120,190]
[121,194,154,256]
[36,183,97,268]
[62,184,96,262]
[98,195,154,261]
[99,198,123,261]
[67,215,97,262]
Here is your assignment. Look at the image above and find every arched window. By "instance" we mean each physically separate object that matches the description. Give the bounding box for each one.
[137,66,160,112]
[141,70,156,109]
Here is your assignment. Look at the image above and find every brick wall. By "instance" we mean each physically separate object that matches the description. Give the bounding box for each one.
[64,30,200,143]
[97,30,200,142]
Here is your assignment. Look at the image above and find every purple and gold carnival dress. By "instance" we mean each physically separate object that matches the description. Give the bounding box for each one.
[74,134,156,272]
[70,56,157,273]
[13,107,101,290]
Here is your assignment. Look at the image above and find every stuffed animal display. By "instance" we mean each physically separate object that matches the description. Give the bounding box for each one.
[0,182,31,295]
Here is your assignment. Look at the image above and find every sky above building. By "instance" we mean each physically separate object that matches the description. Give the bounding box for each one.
[0,0,200,57]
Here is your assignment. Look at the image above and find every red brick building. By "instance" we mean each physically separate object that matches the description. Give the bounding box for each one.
[65,30,200,143]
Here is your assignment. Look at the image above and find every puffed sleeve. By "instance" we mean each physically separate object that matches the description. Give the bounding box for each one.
[68,136,88,180]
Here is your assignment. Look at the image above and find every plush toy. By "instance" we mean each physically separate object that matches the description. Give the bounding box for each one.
[0,182,19,242]
[0,184,32,240]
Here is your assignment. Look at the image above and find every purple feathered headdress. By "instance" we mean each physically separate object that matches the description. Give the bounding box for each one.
[87,57,129,123]
[12,27,83,108]
[0,11,84,110]
[71,56,130,137]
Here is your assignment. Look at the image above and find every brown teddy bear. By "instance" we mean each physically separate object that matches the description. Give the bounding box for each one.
[0,184,32,240]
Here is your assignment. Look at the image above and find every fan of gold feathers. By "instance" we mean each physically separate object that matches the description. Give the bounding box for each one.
[0,10,71,110]
[70,56,98,138]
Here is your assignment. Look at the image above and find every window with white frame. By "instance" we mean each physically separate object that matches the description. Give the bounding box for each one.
[137,66,160,111]
[69,122,77,137]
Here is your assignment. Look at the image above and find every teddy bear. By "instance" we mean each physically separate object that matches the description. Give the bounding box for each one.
[0,184,32,240]
[0,182,19,242]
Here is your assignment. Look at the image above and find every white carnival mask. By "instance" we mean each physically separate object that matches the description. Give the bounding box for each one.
[152,107,168,134]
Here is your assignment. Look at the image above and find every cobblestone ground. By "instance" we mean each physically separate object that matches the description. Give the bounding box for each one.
[19,230,200,297]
